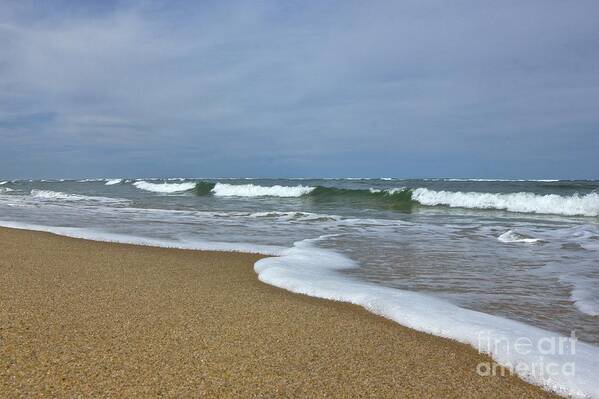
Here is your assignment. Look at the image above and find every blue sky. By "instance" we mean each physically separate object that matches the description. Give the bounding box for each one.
[1,0,598,179]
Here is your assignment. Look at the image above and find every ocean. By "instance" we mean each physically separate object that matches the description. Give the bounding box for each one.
[1,177,598,396]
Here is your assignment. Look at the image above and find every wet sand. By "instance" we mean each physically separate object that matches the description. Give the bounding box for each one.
[0,227,556,397]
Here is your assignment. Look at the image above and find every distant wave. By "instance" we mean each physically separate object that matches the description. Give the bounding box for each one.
[440,178,560,182]
[105,178,123,185]
[412,188,599,217]
[133,181,196,193]
[211,182,315,197]
[0,181,7,185]
[30,190,127,204]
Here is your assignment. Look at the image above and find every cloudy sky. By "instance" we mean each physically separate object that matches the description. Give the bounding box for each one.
[1,0,598,179]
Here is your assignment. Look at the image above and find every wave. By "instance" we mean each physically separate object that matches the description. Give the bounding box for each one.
[412,188,599,217]
[192,181,314,197]
[308,186,414,210]
[188,182,599,216]
[29,190,127,204]
[247,211,340,222]
[105,178,123,185]
[211,182,315,197]
[497,230,541,244]
[0,187,14,193]
[441,178,561,182]
[0,181,7,185]
[572,283,599,317]
[192,182,415,209]
[133,181,196,193]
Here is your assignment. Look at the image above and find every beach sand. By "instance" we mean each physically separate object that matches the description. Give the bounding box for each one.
[0,227,556,397]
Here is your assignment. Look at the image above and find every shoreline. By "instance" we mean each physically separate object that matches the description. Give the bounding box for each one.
[0,226,557,397]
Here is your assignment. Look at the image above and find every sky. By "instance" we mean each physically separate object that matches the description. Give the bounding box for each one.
[1,0,598,179]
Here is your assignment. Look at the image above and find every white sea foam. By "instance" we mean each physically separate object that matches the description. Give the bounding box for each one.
[0,220,284,257]
[369,187,407,195]
[30,190,88,200]
[0,181,7,185]
[498,230,541,244]
[211,183,315,197]
[387,187,407,194]
[133,181,196,193]
[412,188,599,217]
[0,187,14,193]
[29,190,127,204]
[105,178,123,185]
[255,237,599,398]
[247,211,339,222]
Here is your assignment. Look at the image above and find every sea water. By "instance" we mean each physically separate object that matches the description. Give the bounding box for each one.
[1,177,598,397]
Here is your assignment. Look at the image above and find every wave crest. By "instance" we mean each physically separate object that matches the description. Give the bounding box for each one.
[211,183,315,197]
[133,181,196,193]
[30,190,126,203]
[412,188,599,217]
[497,230,541,244]
[193,182,414,207]
[190,182,599,216]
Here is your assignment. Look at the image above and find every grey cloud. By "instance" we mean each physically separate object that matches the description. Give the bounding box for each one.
[0,0,598,179]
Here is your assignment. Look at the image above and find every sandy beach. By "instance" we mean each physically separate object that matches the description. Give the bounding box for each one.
[0,226,556,398]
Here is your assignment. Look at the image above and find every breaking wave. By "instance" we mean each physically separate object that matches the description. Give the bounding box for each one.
[497,230,541,244]
[412,188,599,217]
[29,190,127,204]
[211,182,315,197]
[105,179,123,185]
[133,181,197,193]
[193,182,414,209]
[189,182,599,216]
[572,286,599,317]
